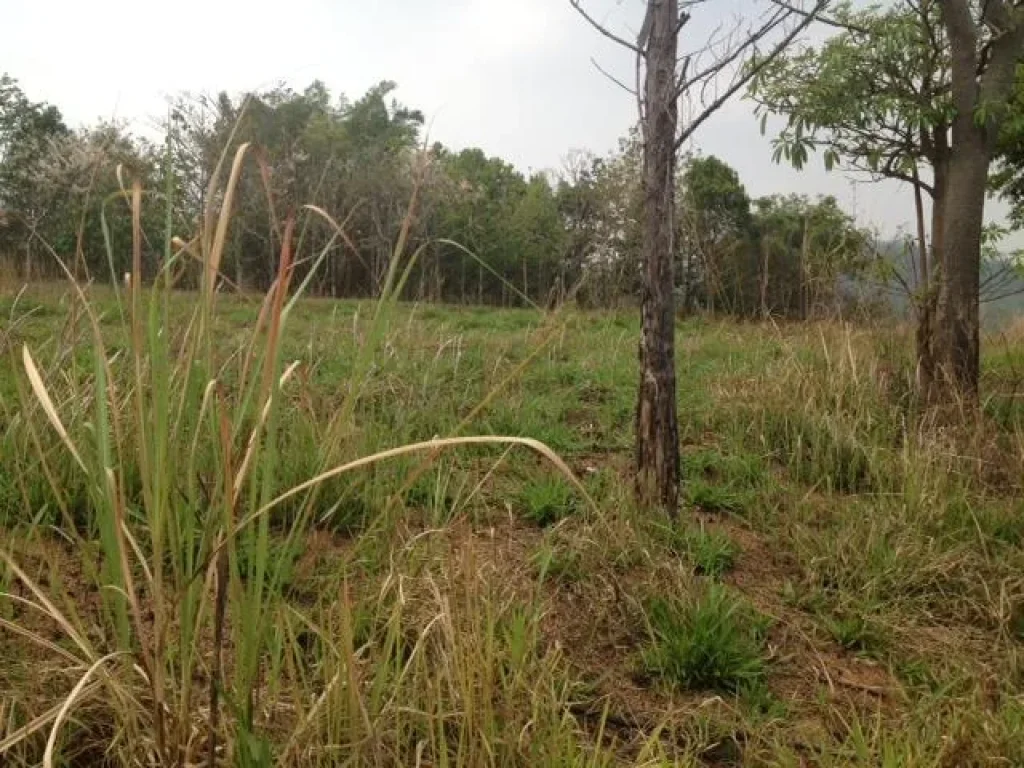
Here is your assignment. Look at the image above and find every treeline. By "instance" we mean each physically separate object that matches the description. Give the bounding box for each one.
[0,74,877,316]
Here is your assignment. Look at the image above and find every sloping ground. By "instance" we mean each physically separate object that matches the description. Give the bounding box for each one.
[2,287,1024,765]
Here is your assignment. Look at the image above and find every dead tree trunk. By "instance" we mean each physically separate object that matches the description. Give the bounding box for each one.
[635,0,681,515]
[572,0,824,517]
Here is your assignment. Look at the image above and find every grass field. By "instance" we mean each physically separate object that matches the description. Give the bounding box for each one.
[2,281,1024,766]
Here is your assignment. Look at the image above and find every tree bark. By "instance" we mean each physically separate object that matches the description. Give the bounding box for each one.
[935,130,985,395]
[522,256,529,305]
[799,218,809,321]
[635,0,681,517]
[912,166,935,393]
[760,241,770,320]
[934,0,1024,397]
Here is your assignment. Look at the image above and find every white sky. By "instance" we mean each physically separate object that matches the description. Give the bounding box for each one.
[4,0,1019,243]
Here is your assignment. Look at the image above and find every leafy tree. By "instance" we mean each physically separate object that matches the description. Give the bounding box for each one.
[749,0,950,387]
[557,133,643,307]
[508,174,566,305]
[680,155,756,315]
[752,194,873,319]
[991,66,1024,229]
[0,74,70,275]
[752,0,1024,396]
[554,150,604,302]
[433,147,529,303]
[0,76,157,283]
[166,80,424,295]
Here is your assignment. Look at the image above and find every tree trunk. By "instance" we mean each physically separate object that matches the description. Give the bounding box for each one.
[932,0,987,398]
[635,0,681,517]
[760,242,770,320]
[680,246,691,315]
[934,0,1024,397]
[912,170,935,393]
[799,218,809,321]
[434,245,443,302]
[934,130,985,395]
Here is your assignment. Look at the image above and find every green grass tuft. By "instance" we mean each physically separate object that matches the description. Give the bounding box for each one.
[662,524,739,578]
[643,583,771,693]
[824,611,888,654]
[518,475,577,526]
[687,478,756,514]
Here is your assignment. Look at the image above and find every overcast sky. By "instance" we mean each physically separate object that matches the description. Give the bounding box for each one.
[5,0,1019,243]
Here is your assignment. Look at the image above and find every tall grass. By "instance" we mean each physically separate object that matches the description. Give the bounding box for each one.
[0,139,603,766]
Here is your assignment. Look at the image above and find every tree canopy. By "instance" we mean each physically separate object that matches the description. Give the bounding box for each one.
[0,72,888,317]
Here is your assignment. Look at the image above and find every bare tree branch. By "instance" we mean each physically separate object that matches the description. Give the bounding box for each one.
[569,0,644,55]
[675,0,829,149]
[591,57,638,96]
[979,259,1024,303]
[768,0,869,34]
[676,9,787,99]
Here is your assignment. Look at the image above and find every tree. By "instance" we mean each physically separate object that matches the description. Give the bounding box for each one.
[433,147,530,303]
[934,0,1024,394]
[0,75,158,283]
[752,193,873,318]
[753,0,1024,396]
[0,74,69,276]
[555,150,603,302]
[166,80,424,295]
[991,67,1024,227]
[749,0,951,388]
[508,174,565,305]
[680,155,755,315]
[569,133,644,307]
[571,0,827,516]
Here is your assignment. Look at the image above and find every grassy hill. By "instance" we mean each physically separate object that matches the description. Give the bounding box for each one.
[2,284,1024,765]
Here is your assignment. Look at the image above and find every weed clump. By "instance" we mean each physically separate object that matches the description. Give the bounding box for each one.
[518,476,576,526]
[661,523,739,578]
[824,611,888,654]
[643,583,770,692]
[684,527,739,578]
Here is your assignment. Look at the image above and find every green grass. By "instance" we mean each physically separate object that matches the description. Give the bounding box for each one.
[677,525,740,578]
[4,271,1024,764]
[642,584,771,693]
[824,611,888,654]
[517,475,578,526]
